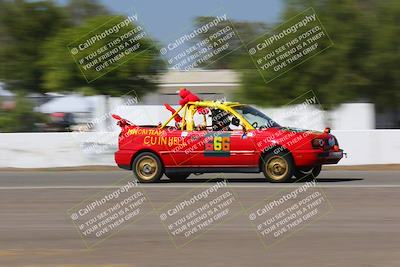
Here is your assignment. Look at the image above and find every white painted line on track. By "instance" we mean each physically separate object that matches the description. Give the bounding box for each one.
[1,184,400,189]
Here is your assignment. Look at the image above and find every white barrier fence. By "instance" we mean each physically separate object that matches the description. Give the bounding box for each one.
[0,132,117,168]
[331,130,400,166]
[0,130,399,168]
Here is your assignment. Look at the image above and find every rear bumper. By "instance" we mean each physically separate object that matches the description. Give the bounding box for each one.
[115,150,135,170]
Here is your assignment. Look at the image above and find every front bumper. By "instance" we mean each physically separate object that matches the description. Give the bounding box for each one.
[318,149,344,164]
[293,149,344,166]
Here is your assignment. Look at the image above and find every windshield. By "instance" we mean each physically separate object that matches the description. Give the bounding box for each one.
[233,105,280,129]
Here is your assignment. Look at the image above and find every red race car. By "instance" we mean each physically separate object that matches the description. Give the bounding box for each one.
[113,98,344,183]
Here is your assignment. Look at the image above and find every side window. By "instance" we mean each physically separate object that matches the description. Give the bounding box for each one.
[206,108,241,131]
[229,118,242,131]
[188,106,243,131]
[192,110,207,131]
[211,109,230,131]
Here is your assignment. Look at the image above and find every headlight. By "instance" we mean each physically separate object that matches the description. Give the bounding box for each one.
[312,138,325,148]
[328,137,335,147]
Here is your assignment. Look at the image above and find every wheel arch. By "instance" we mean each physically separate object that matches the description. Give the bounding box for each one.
[130,149,164,171]
[259,145,293,170]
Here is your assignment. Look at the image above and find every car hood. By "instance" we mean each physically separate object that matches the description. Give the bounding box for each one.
[279,126,323,135]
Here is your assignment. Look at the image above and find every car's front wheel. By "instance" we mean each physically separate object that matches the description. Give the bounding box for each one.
[262,151,294,183]
[294,165,322,181]
[132,152,163,183]
[165,173,190,182]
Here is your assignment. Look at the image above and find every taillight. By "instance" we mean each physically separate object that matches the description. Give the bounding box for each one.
[312,138,325,148]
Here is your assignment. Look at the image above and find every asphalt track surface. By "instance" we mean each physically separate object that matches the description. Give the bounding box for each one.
[1,170,400,267]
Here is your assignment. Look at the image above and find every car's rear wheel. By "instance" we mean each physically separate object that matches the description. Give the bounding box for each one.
[262,151,294,183]
[165,173,190,182]
[294,165,322,181]
[132,152,163,183]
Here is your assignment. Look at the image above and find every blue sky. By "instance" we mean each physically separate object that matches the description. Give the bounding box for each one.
[57,0,283,45]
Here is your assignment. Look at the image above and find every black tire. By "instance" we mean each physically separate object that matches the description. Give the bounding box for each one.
[165,173,190,182]
[132,152,163,183]
[261,151,294,183]
[294,165,322,181]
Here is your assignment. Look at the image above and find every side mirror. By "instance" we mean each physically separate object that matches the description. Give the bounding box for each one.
[241,124,248,139]
[231,117,240,126]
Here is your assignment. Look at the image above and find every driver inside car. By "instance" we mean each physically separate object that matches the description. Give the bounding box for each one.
[210,108,232,131]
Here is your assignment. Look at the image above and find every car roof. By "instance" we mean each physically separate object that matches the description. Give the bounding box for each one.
[187,100,243,107]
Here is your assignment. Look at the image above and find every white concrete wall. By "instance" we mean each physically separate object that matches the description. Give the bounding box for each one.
[0,130,399,168]
[259,105,326,131]
[0,132,117,168]
[331,130,400,165]
[330,103,375,130]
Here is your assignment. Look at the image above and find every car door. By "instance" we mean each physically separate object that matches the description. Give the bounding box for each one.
[187,106,258,167]
[226,129,258,166]
[185,129,258,167]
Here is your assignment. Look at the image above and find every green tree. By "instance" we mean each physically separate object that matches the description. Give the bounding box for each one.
[0,0,110,93]
[0,0,67,92]
[0,94,46,132]
[66,0,109,25]
[40,15,164,96]
[236,0,400,114]
[192,16,268,69]
[365,0,400,113]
